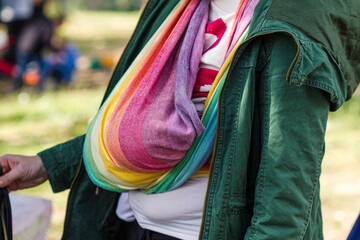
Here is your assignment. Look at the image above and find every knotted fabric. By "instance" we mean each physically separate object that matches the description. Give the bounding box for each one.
[83,0,259,193]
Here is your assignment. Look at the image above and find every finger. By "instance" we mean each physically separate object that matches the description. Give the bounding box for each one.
[0,155,11,173]
[0,155,11,186]
[0,154,21,174]
[7,182,19,192]
[0,168,22,188]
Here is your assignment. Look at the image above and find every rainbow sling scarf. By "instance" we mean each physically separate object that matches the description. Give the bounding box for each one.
[83,0,259,194]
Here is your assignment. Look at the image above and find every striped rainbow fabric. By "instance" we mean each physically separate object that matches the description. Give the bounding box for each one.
[83,0,259,194]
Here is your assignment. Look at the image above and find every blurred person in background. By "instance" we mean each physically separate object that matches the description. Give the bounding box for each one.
[0,0,359,240]
[43,36,79,89]
[12,0,55,91]
[0,0,33,64]
[0,0,32,78]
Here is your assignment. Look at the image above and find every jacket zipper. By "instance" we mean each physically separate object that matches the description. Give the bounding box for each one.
[199,30,300,239]
[70,157,83,190]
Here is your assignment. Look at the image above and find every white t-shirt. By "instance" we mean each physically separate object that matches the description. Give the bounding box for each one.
[117,1,240,239]
[129,177,208,240]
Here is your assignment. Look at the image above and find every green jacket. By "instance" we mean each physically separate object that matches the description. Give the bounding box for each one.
[38,0,360,239]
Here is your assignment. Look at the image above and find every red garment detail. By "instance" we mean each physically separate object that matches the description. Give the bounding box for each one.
[203,18,227,53]
[0,59,15,76]
[192,68,218,98]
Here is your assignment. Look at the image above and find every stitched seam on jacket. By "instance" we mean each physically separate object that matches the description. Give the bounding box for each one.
[248,41,271,240]
[205,114,224,238]
[219,66,245,239]
[50,147,68,188]
[300,142,324,238]
[212,81,230,240]
[301,80,335,101]
[259,0,274,30]
[227,67,255,219]
[202,43,248,238]
[202,89,226,239]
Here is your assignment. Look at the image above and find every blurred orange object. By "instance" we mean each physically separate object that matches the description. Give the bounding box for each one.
[23,71,40,85]
[99,55,117,69]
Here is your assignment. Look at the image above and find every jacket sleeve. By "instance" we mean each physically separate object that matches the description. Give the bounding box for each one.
[244,35,330,239]
[37,135,85,193]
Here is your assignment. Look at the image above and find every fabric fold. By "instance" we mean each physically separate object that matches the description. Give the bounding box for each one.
[83,0,259,193]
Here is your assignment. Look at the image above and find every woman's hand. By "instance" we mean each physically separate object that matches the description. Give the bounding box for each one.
[0,154,49,191]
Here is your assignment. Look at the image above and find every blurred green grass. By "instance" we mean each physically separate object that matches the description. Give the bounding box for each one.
[0,88,105,153]
[0,88,106,240]
[59,10,140,53]
[0,9,359,240]
[321,95,360,240]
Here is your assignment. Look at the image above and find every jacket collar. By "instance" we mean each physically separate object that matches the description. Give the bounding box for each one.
[244,0,359,110]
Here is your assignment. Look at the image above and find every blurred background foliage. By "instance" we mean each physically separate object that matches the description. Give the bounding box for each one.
[45,0,144,14]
